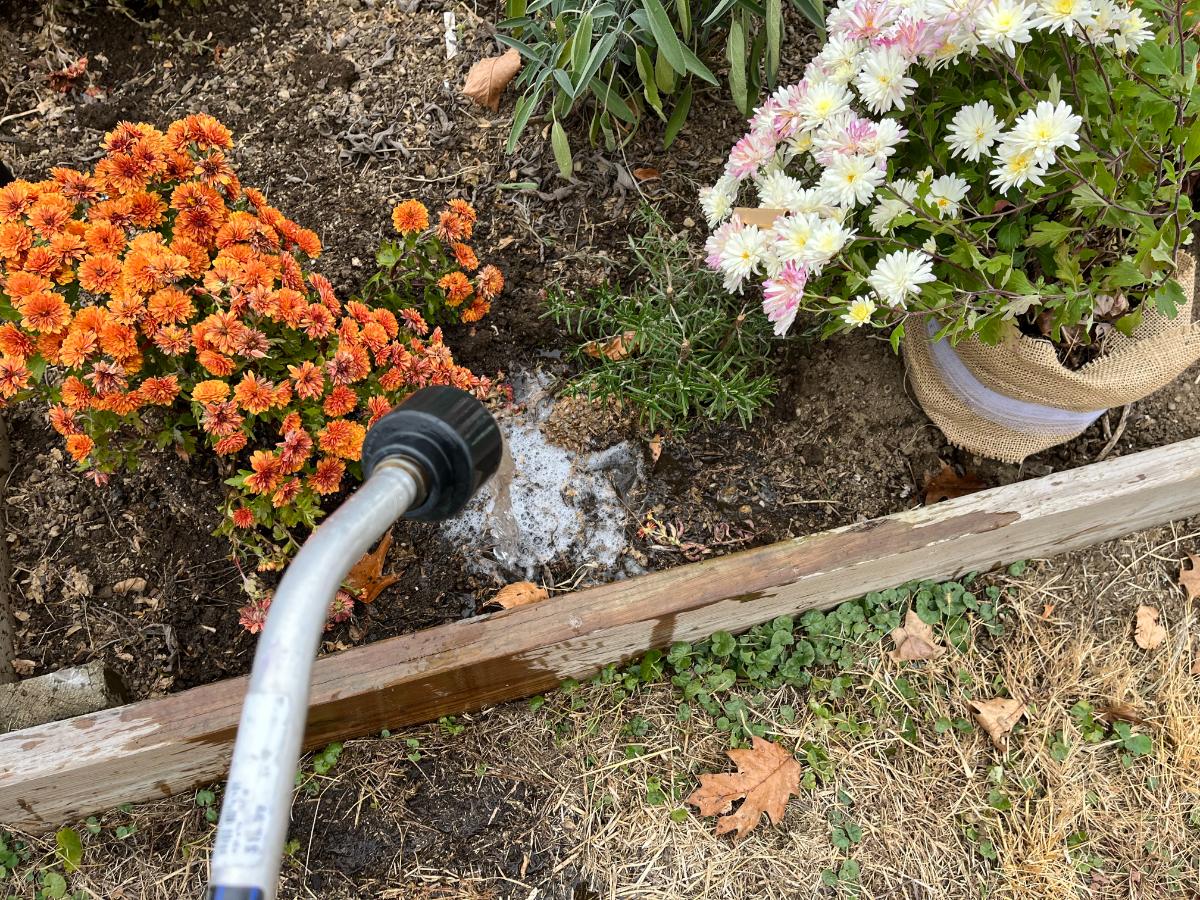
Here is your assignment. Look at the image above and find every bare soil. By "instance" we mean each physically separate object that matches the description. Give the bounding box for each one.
[2,0,1199,699]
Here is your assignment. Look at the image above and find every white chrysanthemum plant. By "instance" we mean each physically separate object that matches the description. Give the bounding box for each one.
[701,0,1199,352]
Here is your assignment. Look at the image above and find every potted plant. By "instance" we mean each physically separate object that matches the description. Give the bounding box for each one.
[701,0,1200,461]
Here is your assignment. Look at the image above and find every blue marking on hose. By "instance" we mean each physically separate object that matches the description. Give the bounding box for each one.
[205,887,265,900]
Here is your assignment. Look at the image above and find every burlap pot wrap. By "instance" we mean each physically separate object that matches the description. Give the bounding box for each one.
[903,252,1200,463]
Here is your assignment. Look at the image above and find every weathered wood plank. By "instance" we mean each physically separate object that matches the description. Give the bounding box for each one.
[4,436,1200,830]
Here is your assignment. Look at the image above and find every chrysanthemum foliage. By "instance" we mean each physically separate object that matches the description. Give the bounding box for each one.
[0,115,496,576]
[702,0,1200,349]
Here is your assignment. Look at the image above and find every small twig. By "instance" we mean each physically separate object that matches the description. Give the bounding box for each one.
[0,108,39,128]
[1096,404,1132,461]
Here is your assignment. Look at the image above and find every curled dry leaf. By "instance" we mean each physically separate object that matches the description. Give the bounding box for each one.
[462,48,521,112]
[1134,604,1167,650]
[583,330,637,361]
[889,609,947,662]
[1178,554,1200,602]
[346,532,401,604]
[112,577,147,596]
[633,166,661,181]
[969,697,1026,749]
[488,581,549,609]
[648,435,663,464]
[1097,702,1145,726]
[923,463,987,505]
[686,736,802,840]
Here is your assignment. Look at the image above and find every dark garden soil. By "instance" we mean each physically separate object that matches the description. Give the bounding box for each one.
[2,0,1199,707]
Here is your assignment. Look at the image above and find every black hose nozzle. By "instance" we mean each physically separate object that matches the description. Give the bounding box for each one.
[361,386,502,522]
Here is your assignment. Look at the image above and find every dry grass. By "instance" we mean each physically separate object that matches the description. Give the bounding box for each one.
[5,524,1199,899]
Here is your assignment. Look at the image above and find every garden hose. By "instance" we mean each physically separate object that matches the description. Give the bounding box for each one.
[206,386,502,900]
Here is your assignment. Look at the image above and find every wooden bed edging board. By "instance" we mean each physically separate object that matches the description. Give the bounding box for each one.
[4,436,1200,831]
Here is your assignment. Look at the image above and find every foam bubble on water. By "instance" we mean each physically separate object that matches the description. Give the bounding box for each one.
[439,371,642,580]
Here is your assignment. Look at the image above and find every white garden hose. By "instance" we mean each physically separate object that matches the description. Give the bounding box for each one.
[207,386,502,900]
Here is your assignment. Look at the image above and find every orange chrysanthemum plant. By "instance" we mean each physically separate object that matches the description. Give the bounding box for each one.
[0,115,494,627]
[358,198,504,327]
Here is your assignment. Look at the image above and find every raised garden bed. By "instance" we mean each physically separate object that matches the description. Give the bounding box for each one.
[4,435,1200,831]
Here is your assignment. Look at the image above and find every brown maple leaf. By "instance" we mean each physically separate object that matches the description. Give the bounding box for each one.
[686,736,802,839]
[923,463,987,505]
[1133,604,1167,650]
[889,609,947,662]
[969,697,1026,749]
[462,48,521,111]
[582,330,637,361]
[1179,554,1200,602]
[487,581,549,609]
[345,533,401,604]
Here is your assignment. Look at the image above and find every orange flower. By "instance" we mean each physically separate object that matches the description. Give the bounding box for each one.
[438,271,473,307]
[460,298,490,323]
[59,329,100,367]
[0,355,31,399]
[308,273,340,312]
[214,431,249,455]
[436,210,472,242]
[325,345,370,385]
[27,194,75,238]
[476,264,504,301]
[307,456,345,494]
[291,227,321,258]
[0,181,36,222]
[18,292,71,333]
[147,287,194,324]
[166,113,234,152]
[299,303,335,339]
[77,253,123,294]
[201,399,244,437]
[60,376,93,409]
[317,419,366,460]
[5,270,52,301]
[278,428,313,473]
[245,449,283,494]
[99,321,139,360]
[65,433,95,463]
[51,167,101,204]
[391,200,429,235]
[372,308,399,339]
[367,394,391,425]
[399,308,429,336]
[280,411,302,434]
[323,384,358,416]
[448,198,477,225]
[49,230,88,266]
[231,507,256,529]
[48,404,79,436]
[451,242,479,271]
[198,350,236,377]
[84,221,126,256]
[152,325,191,356]
[289,360,324,400]
[193,379,230,404]
[233,372,276,415]
[271,477,302,508]
[0,222,33,260]
[85,360,127,396]
[140,375,180,405]
[0,324,35,360]
[127,190,167,228]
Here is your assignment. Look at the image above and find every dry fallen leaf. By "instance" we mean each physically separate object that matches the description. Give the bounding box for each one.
[583,330,637,361]
[686,736,802,839]
[1134,604,1167,650]
[889,609,947,662]
[462,48,521,111]
[923,463,987,505]
[488,581,549,609]
[1178,554,1200,602]
[1097,702,1145,726]
[113,577,147,596]
[11,658,35,676]
[970,697,1026,749]
[633,166,661,181]
[733,207,786,229]
[1040,603,1056,620]
[346,533,401,604]
[648,435,663,465]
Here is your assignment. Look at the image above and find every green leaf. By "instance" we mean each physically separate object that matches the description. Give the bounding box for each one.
[551,119,573,178]
[571,13,593,74]
[766,0,782,87]
[572,31,620,101]
[675,0,692,41]
[589,78,638,123]
[663,83,692,147]
[506,90,540,153]
[727,12,748,115]
[1099,260,1146,288]
[42,871,68,899]
[55,829,82,874]
[679,43,718,85]
[1024,221,1075,248]
[636,45,665,118]
[507,0,527,18]
[642,0,687,75]
[1151,278,1187,317]
[655,46,677,95]
[1185,118,1200,166]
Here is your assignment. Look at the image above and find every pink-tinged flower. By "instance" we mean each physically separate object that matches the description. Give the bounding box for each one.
[238,593,272,634]
[813,115,879,165]
[770,83,808,140]
[762,262,808,336]
[704,218,744,271]
[725,131,778,181]
[877,17,936,58]
[749,98,782,137]
[842,0,898,40]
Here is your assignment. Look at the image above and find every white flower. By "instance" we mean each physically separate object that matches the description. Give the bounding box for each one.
[773,213,823,264]
[798,79,854,131]
[867,179,917,233]
[1082,0,1119,43]
[946,100,1003,162]
[801,218,856,267]
[815,34,865,84]
[1113,6,1153,54]
[717,224,771,292]
[854,46,919,114]
[818,154,884,208]
[841,294,878,327]
[867,249,936,306]
[1033,0,1096,34]
[700,175,738,227]
[927,174,970,218]
[976,0,1035,56]
[787,187,836,216]
[989,142,1049,192]
[865,118,907,163]
[1005,100,1082,165]
[756,170,807,211]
